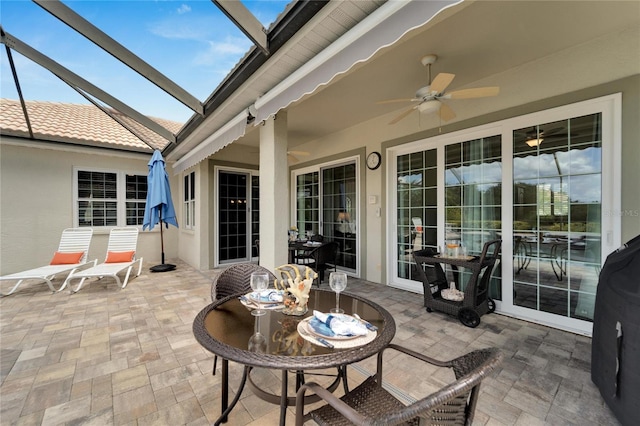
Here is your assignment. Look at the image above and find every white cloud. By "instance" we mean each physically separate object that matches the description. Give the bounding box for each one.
[194,37,251,66]
[177,4,191,15]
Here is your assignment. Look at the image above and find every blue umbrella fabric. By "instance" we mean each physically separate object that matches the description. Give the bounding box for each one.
[143,150,178,231]
[143,150,178,271]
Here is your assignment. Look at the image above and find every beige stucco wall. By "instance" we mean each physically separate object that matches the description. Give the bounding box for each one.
[0,141,179,275]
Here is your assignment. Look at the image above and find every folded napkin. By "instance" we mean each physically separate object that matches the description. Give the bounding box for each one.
[309,310,368,337]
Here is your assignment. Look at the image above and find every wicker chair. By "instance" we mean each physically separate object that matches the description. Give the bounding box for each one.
[210,263,276,374]
[295,346,502,426]
[304,241,340,284]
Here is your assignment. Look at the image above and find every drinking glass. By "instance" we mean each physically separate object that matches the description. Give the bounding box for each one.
[250,272,269,316]
[329,271,348,314]
[446,240,460,257]
[248,316,267,352]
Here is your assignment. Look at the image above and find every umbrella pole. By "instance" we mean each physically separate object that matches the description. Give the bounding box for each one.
[150,209,176,272]
[160,210,165,265]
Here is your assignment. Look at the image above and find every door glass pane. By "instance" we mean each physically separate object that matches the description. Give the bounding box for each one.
[218,171,249,263]
[251,175,260,258]
[296,172,319,235]
[396,149,437,281]
[512,113,602,321]
[322,163,357,271]
[445,136,502,299]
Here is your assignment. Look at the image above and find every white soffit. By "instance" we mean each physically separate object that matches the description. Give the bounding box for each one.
[172,110,248,174]
[253,0,462,123]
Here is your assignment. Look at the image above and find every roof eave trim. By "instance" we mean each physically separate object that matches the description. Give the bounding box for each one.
[253,0,463,123]
[172,110,249,174]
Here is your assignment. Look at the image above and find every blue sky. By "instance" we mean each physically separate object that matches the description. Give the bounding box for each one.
[0,0,289,123]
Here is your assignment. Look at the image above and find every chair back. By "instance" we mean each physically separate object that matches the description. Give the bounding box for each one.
[211,263,277,301]
[58,228,94,264]
[104,227,139,261]
[417,348,502,425]
[316,241,339,266]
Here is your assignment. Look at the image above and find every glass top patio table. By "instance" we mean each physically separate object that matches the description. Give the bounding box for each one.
[192,288,396,425]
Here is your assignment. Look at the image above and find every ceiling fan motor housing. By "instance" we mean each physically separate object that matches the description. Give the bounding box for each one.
[415,86,434,99]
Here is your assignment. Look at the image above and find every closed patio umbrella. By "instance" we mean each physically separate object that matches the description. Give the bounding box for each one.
[143,150,178,272]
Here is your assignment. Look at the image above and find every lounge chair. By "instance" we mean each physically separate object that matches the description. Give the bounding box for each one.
[66,227,143,293]
[0,228,95,296]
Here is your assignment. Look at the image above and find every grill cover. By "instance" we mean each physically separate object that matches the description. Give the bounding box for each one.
[591,234,640,425]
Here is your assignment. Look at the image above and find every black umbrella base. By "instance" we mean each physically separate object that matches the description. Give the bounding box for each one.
[150,264,176,273]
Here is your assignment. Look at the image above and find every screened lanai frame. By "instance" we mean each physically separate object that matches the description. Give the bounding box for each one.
[0,0,319,152]
[386,93,621,336]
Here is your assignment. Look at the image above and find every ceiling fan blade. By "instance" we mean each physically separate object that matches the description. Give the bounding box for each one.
[438,102,456,122]
[444,86,500,99]
[288,150,310,156]
[388,106,416,125]
[287,154,300,164]
[376,98,419,105]
[430,72,455,94]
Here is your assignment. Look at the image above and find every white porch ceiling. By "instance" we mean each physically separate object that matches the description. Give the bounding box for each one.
[220,0,639,151]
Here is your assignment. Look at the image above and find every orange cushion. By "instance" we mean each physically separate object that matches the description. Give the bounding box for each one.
[105,250,135,263]
[50,251,84,265]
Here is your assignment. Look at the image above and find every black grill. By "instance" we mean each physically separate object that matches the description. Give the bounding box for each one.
[591,234,640,426]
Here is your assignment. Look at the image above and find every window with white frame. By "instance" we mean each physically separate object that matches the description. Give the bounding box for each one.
[184,171,195,229]
[76,169,147,227]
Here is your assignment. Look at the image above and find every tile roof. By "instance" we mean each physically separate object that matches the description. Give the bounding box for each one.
[0,99,182,152]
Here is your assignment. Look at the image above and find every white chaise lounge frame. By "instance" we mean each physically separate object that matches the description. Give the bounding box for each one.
[0,228,95,296]
[66,227,143,293]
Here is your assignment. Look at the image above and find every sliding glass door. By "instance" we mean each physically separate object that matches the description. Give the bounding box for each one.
[293,158,359,275]
[389,95,620,334]
[512,114,602,321]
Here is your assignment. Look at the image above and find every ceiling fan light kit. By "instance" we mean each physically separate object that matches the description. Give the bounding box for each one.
[417,99,441,113]
[380,53,500,125]
[526,138,544,147]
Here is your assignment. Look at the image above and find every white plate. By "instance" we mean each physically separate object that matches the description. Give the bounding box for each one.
[299,316,360,341]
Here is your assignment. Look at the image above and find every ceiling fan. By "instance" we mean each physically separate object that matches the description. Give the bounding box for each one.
[378,54,500,125]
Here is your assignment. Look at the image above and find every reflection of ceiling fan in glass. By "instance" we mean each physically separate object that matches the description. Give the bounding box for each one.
[517,126,574,147]
[377,54,500,125]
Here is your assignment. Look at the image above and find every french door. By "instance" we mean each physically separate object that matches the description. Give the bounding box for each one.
[389,95,620,335]
[216,169,259,265]
[292,158,359,275]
